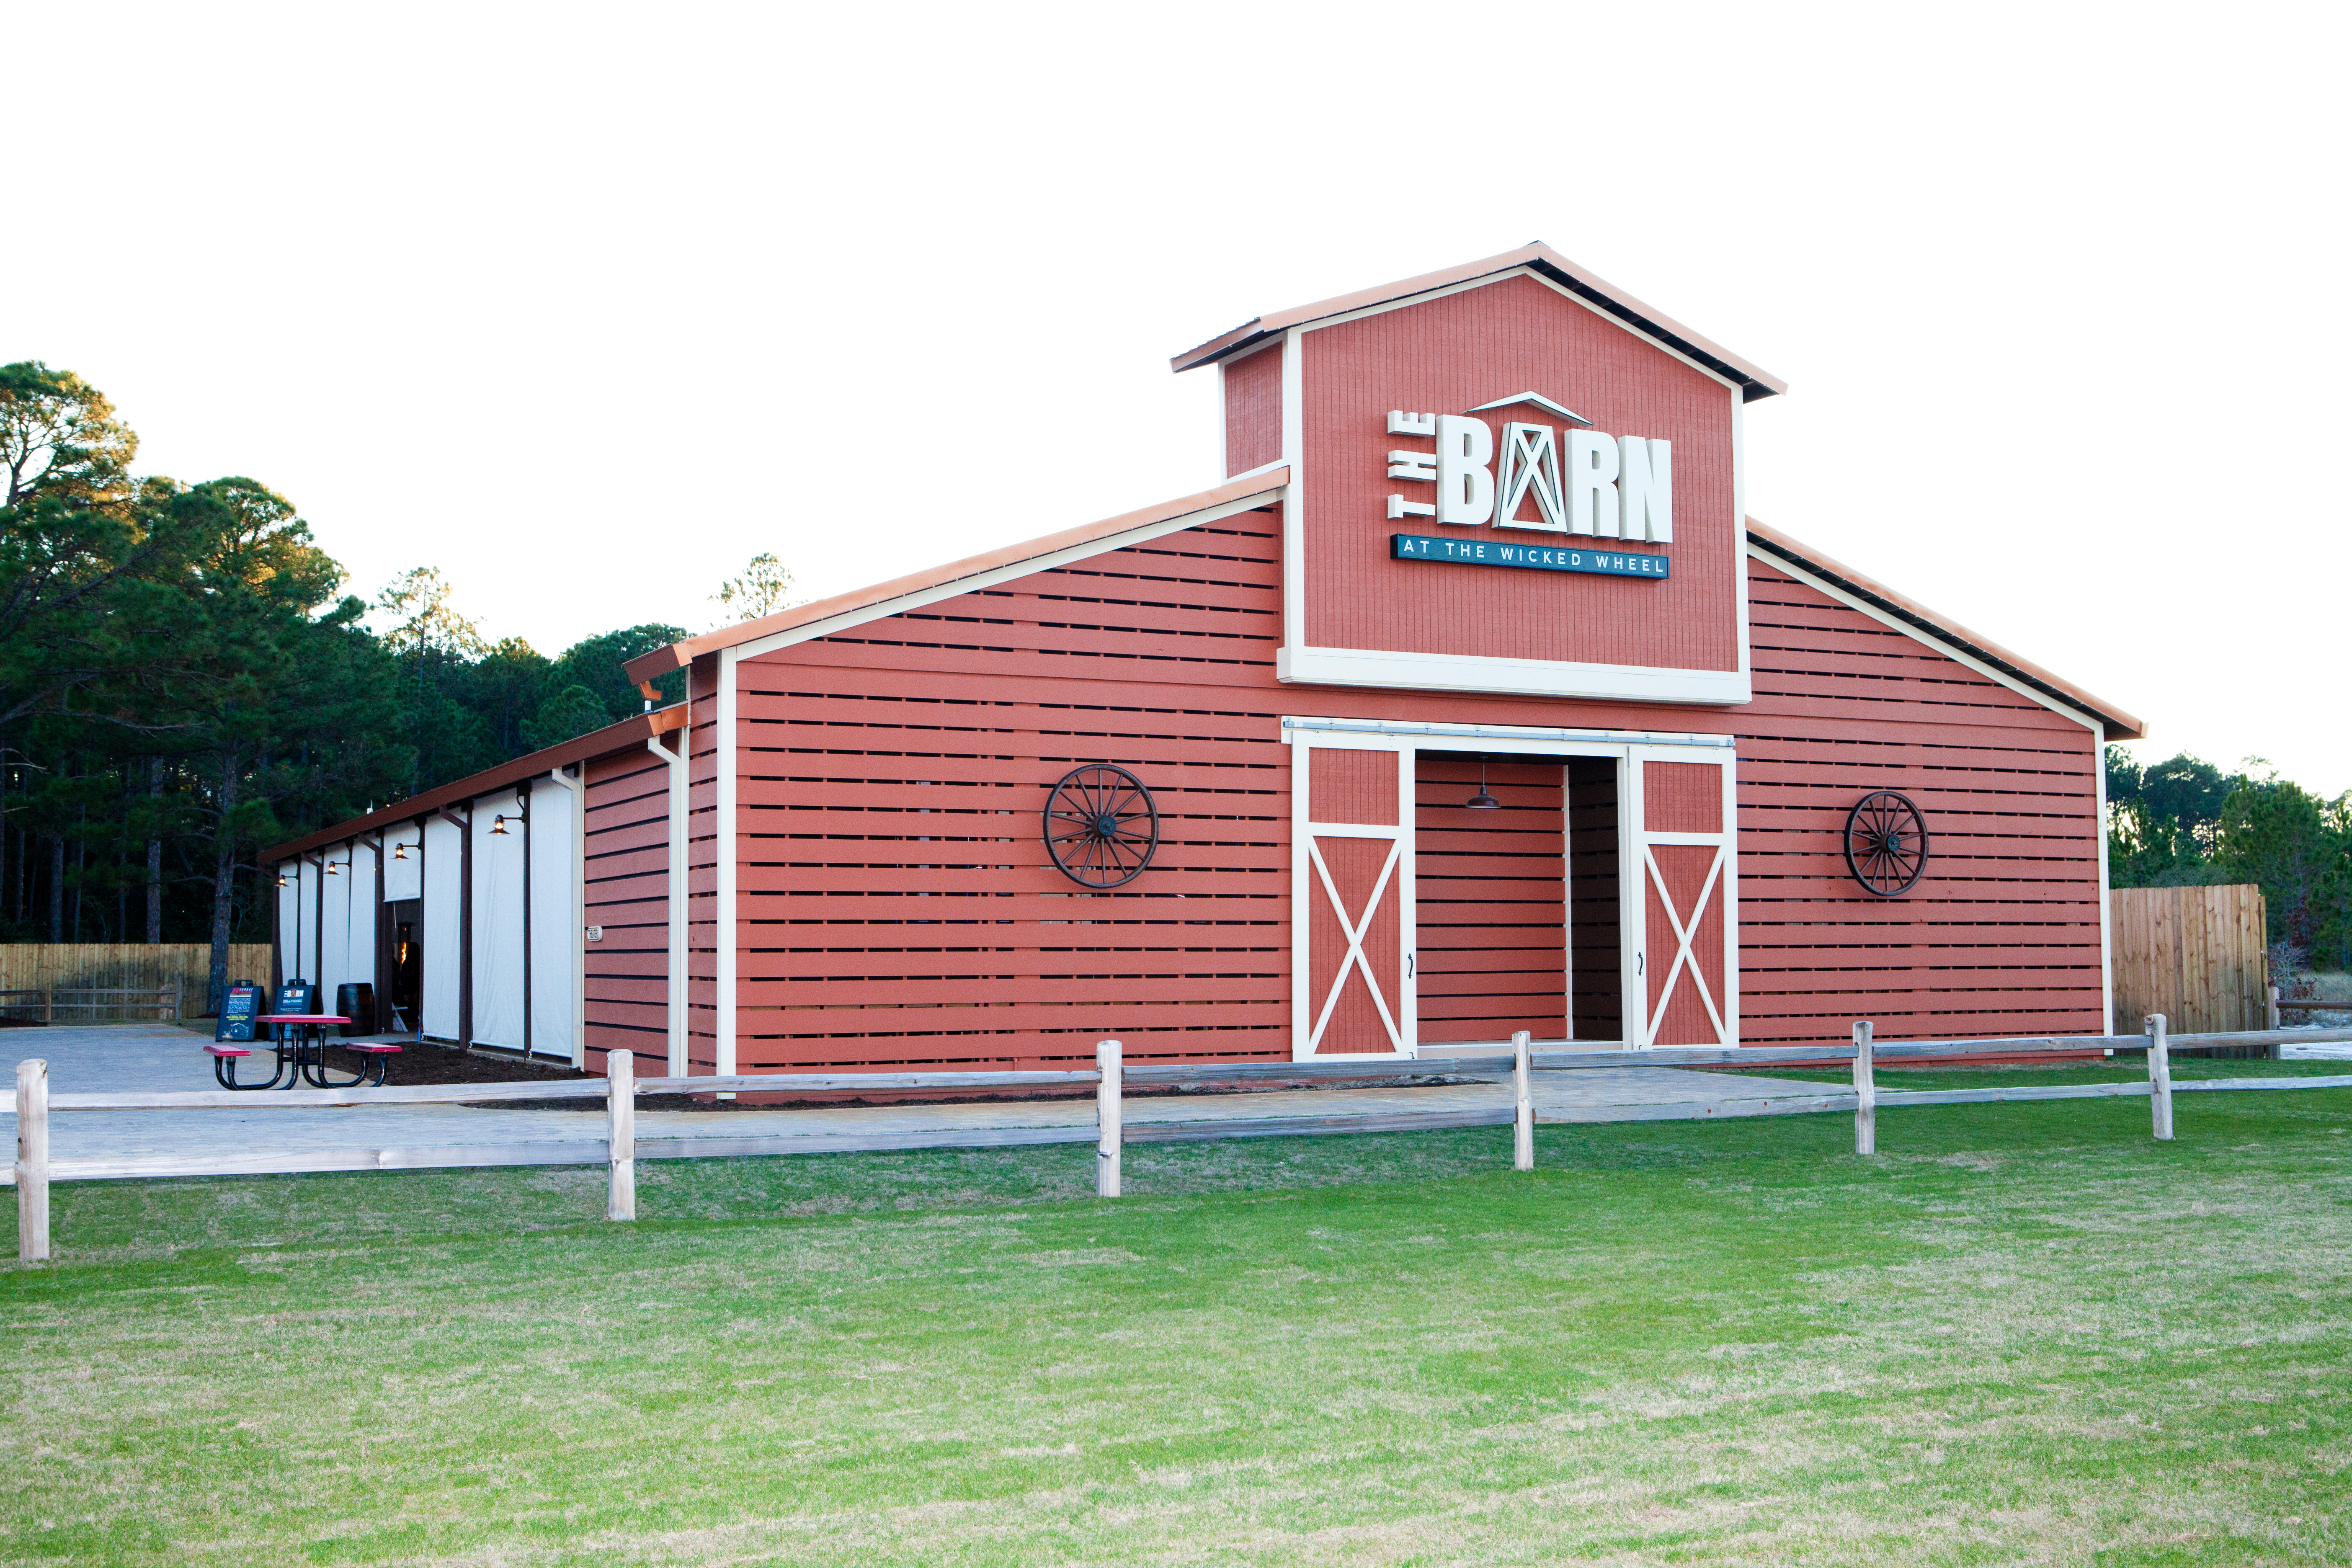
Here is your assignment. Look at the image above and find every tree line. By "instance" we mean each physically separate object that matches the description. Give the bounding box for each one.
[0,363,789,1007]
[2107,748,2352,975]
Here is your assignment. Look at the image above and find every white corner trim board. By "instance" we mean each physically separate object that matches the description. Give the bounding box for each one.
[716,647,739,1078]
[1277,645,1751,705]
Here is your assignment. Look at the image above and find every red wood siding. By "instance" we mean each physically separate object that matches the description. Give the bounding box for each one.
[732,516,1292,1069]
[1734,558,2105,1043]
[1413,756,1564,1043]
[1309,748,1396,825]
[1298,273,1740,673]
[1644,761,1722,834]
[1223,343,1282,476]
[686,658,722,1073]
[583,747,671,1072]
[708,524,2104,1068]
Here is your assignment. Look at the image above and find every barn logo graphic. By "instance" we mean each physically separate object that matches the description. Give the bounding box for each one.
[1382,392,1673,544]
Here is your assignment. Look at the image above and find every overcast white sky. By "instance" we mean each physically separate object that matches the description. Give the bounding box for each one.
[13,3,2347,788]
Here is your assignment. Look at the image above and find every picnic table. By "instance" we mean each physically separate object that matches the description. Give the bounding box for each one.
[204,1014,402,1091]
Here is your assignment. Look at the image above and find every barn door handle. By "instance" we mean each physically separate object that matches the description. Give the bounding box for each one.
[1406,953,1415,978]
[1637,952,1645,975]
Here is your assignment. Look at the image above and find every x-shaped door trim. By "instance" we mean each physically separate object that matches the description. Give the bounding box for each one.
[1643,843,1728,1045]
[1306,834,1405,1053]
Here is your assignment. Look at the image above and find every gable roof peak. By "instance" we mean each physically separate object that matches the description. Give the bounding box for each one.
[1172,242,1787,402]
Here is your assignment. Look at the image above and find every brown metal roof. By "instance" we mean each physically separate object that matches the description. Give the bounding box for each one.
[1171,242,1789,402]
[259,704,691,864]
[622,469,1291,685]
[1746,519,2146,741]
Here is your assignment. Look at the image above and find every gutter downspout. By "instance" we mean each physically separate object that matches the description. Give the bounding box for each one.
[650,733,689,1076]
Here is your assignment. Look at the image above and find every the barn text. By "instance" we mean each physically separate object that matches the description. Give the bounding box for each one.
[1383,408,1671,542]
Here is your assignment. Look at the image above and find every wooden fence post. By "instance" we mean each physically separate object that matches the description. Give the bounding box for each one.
[1852,1020,1876,1156]
[2146,1014,2173,1141]
[2267,985,2280,1033]
[1512,1030,1534,1171]
[16,1059,49,1264]
[607,1047,636,1221]
[1096,1039,1122,1198]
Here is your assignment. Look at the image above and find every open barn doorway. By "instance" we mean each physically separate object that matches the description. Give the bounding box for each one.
[1411,753,1622,1050]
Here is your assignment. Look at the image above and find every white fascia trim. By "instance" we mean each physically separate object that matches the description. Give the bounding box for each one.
[1281,715,1735,748]
[1746,541,2106,738]
[1295,266,1745,397]
[2095,734,2115,1032]
[1731,391,1751,684]
[716,646,738,1078]
[1280,326,1306,655]
[732,485,1288,663]
[1278,644,1750,705]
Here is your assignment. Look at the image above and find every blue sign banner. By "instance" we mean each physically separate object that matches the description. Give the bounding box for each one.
[1391,533,1669,579]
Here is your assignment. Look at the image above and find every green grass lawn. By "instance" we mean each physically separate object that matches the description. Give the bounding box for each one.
[5,1063,2350,1566]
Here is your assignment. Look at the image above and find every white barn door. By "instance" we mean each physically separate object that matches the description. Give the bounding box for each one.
[1627,748,1738,1048]
[1291,738,1415,1058]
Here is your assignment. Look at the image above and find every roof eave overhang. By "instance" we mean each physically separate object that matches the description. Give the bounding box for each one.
[1746,522,2146,742]
[1171,244,1789,402]
[624,468,1291,685]
[258,704,691,864]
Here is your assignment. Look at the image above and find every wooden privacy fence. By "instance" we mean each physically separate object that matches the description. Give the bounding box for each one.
[2110,885,2269,1034]
[0,945,272,1022]
[10,1024,2352,1263]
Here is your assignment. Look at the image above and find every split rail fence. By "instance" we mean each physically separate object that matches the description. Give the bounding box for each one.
[10,1022,2352,1263]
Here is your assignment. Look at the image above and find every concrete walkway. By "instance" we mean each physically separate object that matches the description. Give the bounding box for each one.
[1,1024,1844,1179]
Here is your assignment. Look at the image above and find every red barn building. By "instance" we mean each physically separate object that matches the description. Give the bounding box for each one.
[264,244,2143,1077]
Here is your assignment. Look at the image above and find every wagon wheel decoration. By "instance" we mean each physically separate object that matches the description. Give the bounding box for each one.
[1043,764,1160,888]
[1844,789,1929,897]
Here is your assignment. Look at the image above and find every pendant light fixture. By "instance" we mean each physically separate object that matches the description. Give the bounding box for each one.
[1465,757,1500,810]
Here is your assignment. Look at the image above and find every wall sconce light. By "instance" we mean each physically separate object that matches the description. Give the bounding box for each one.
[491,815,510,835]
[276,872,288,887]
[324,858,339,876]
[393,841,408,861]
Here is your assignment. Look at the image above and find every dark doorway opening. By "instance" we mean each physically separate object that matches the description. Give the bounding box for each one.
[1567,757,1623,1042]
[1410,751,1624,1048]
[383,898,422,1033]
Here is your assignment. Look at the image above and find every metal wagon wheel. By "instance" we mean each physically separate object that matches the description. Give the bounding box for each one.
[1844,789,1929,896]
[1043,764,1160,888]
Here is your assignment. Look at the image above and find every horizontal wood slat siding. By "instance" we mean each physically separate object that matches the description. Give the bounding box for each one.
[735,518,1290,1070]
[1413,758,1564,1042]
[694,526,2112,1071]
[584,749,670,1067]
[1733,559,2106,1044]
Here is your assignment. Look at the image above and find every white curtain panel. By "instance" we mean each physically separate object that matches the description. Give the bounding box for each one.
[527,784,577,1060]
[422,816,463,1040]
[382,825,423,903]
[472,800,528,1050]
[276,864,303,983]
